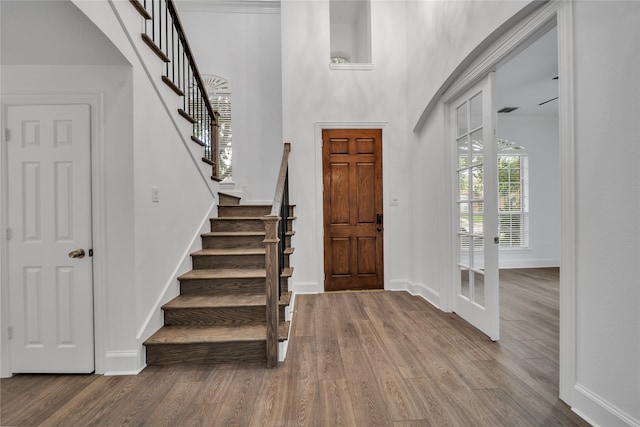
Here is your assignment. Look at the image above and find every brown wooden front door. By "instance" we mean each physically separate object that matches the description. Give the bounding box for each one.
[322,128,383,291]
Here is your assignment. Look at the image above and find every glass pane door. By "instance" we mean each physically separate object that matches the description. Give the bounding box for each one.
[452,74,499,341]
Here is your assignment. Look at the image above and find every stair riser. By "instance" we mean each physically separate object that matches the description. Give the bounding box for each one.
[210,219,265,232]
[146,342,266,365]
[218,205,272,217]
[192,254,266,269]
[180,277,290,296]
[202,235,265,250]
[218,193,240,205]
[180,278,266,296]
[164,306,287,326]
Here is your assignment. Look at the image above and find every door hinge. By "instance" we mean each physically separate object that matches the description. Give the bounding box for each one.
[494,236,500,244]
[8,326,13,340]
[5,129,10,142]
[6,228,11,241]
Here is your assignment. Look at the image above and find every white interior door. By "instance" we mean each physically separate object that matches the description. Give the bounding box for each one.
[7,104,94,373]
[451,74,500,341]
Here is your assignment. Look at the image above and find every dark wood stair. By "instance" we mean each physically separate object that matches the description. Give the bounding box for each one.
[144,193,294,366]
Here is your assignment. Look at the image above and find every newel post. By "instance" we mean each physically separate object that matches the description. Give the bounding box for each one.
[263,216,280,368]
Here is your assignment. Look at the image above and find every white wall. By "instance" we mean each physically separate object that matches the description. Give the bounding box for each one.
[72,0,220,373]
[497,115,560,269]
[406,0,536,129]
[1,0,219,375]
[281,0,410,294]
[571,2,640,424]
[177,6,283,204]
[407,1,640,425]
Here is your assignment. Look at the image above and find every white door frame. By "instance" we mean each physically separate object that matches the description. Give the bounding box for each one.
[0,93,107,377]
[439,1,576,406]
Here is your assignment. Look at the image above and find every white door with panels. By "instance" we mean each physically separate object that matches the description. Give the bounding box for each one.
[451,74,500,341]
[6,104,94,373]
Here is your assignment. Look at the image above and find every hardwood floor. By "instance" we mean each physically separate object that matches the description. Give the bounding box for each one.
[1,268,590,426]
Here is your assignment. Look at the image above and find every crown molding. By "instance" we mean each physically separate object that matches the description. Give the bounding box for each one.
[174,0,280,14]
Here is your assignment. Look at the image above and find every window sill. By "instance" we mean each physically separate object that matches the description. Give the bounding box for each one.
[329,63,374,71]
[499,247,532,253]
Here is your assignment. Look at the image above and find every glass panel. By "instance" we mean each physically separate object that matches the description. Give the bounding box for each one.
[470,92,482,130]
[498,182,509,210]
[459,202,470,233]
[459,235,470,263]
[473,272,485,307]
[457,102,468,136]
[499,213,522,248]
[508,183,521,210]
[457,135,469,168]
[458,170,469,200]
[470,201,484,235]
[470,129,483,165]
[472,236,485,270]
[471,166,483,200]
[460,268,470,298]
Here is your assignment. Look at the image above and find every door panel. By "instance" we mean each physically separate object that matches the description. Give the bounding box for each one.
[323,129,383,291]
[451,75,500,341]
[7,104,94,373]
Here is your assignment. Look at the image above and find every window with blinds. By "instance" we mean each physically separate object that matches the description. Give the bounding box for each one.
[202,75,232,182]
[209,93,232,181]
[498,154,529,248]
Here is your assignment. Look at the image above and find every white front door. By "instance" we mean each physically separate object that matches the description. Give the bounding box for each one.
[7,104,94,373]
[451,74,500,341]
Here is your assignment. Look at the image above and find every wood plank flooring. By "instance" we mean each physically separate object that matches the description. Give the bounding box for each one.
[1,268,590,426]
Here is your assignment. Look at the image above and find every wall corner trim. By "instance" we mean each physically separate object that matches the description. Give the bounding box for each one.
[103,350,144,376]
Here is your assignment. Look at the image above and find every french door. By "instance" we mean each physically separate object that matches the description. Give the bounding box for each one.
[451,74,500,341]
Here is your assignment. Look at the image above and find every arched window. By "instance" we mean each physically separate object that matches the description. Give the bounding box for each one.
[203,75,232,182]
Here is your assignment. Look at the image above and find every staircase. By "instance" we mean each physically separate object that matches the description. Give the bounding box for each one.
[144,193,294,365]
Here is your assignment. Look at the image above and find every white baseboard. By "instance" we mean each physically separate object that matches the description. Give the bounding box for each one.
[292,281,321,294]
[403,280,441,309]
[103,350,144,376]
[572,383,639,427]
[278,340,289,363]
[498,258,560,269]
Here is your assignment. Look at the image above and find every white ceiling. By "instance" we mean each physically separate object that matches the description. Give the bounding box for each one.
[495,27,559,117]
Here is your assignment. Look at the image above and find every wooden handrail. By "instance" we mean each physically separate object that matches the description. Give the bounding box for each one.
[263,142,291,368]
[165,1,216,121]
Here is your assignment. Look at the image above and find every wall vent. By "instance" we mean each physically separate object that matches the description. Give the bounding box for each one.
[498,107,519,113]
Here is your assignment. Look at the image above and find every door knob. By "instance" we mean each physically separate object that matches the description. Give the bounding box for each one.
[68,248,86,259]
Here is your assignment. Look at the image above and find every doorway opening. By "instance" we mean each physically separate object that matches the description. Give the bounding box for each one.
[495,23,561,394]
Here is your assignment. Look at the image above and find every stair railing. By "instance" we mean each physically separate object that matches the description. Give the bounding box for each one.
[130,0,220,179]
[263,142,291,368]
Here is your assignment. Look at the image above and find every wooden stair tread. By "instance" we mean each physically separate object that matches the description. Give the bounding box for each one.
[163,291,292,309]
[203,231,266,237]
[145,322,290,345]
[192,248,265,256]
[211,216,266,221]
[218,204,272,208]
[179,267,293,281]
